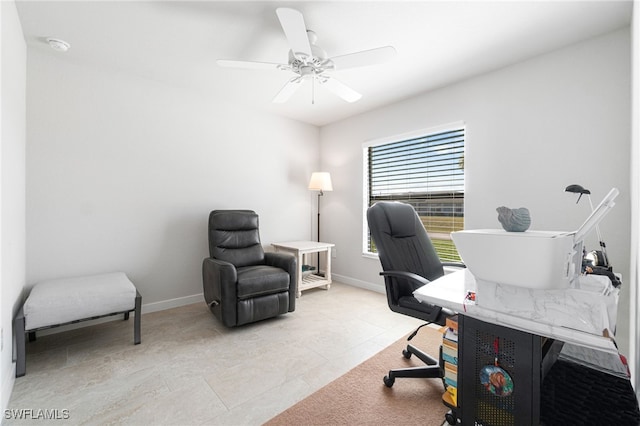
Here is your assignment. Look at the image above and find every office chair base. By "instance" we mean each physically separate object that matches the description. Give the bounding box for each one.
[383,375,395,387]
[383,343,443,388]
[404,343,438,365]
[383,364,443,387]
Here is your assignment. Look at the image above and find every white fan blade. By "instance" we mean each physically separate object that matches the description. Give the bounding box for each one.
[273,78,303,103]
[217,59,287,71]
[276,8,312,59]
[320,77,362,103]
[330,46,397,70]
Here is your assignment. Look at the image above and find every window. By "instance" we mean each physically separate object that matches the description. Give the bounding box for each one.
[364,125,465,261]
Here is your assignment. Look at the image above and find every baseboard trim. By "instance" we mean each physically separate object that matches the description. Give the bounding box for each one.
[141,293,203,314]
[332,273,384,294]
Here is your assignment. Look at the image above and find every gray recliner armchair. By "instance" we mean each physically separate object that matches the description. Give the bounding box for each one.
[202,210,297,327]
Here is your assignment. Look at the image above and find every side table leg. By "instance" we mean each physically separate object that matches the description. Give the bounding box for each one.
[324,248,332,290]
[296,252,303,298]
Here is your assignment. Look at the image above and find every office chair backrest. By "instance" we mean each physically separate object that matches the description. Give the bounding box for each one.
[208,210,265,267]
[367,202,445,287]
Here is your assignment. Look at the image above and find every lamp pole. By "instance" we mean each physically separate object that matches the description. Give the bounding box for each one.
[317,189,323,272]
[308,172,333,275]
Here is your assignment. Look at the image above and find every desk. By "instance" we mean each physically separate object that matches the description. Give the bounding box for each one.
[271,241,334,297]
[414,269,619,355]
[414,270,629,425]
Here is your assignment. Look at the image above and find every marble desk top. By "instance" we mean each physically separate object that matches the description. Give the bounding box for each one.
[413,269,620,355]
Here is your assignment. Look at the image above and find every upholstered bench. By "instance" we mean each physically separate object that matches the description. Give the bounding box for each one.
[14,272,141,377]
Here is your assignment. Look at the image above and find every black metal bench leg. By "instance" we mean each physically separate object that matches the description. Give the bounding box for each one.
[134,291,141,345]
[124,312,130,321]
[14,307,26,377]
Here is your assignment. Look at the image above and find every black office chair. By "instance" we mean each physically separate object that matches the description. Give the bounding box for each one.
[367,201,464,388]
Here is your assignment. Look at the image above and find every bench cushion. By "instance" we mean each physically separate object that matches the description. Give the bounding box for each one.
[24,272,137,330]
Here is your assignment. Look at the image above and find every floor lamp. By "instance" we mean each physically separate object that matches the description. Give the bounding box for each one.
[308,172,333,273]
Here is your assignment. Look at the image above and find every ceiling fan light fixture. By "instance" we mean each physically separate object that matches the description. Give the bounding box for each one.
[46,38,70,52]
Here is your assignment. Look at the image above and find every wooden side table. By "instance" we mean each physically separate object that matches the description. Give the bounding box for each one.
[271,241,335,297]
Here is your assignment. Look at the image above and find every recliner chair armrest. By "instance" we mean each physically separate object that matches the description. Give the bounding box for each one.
[264,252,297,280]
[264,252,297,312]
[202,258,238,326]
[264,251,294,270]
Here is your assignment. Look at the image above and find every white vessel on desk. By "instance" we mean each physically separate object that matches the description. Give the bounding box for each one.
[430,188,624,373]
[450,188,620,339]
[451,187,619,291]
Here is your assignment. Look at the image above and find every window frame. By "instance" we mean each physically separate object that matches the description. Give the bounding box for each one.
[362,121,465,259]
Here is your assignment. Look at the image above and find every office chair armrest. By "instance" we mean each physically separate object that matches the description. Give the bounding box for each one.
[380,270,430,287]
[442,262,466,269]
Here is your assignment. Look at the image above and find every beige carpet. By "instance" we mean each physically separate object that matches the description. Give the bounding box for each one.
[266,327,450,425]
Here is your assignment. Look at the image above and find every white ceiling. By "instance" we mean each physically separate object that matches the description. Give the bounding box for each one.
[15,0,633,127]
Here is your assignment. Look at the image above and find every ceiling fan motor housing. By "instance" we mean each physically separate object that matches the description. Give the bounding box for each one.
[288,31,334,77]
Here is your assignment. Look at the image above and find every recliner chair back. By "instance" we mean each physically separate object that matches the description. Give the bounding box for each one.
[209,210,265,267]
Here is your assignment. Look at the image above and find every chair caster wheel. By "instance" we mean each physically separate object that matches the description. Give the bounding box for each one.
[383,375,395,387]
[445,411,457,425]
[402,349,412,359]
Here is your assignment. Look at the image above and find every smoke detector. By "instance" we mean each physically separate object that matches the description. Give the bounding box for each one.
[46,38,70,52]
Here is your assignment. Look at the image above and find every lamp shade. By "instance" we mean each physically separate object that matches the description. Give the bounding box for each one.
[308,172,333,192]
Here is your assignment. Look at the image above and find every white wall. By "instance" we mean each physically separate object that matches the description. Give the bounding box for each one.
[0,0,26,412]
[321,28,632,353]
[630,0,639,391]
[25,50,320,309]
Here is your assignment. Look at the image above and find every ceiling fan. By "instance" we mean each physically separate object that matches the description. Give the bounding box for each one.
[217,8,396,104]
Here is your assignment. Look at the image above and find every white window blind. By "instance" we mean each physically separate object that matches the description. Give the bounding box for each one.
[366,127,465,261]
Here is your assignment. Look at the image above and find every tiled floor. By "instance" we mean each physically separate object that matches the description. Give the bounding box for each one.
[6,282,424,425]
